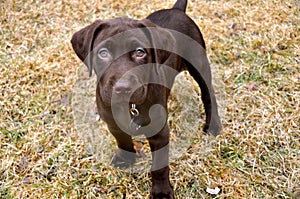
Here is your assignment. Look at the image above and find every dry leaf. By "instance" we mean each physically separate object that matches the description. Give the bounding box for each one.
[245,82,259,91]
[206,187,221,195]
[133,141,147,158]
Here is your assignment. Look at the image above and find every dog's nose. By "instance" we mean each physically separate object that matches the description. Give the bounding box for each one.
[113,80,133,95]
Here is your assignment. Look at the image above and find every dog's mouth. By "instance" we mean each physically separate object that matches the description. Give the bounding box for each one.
[114,85,147,105]
[101,84,148,107]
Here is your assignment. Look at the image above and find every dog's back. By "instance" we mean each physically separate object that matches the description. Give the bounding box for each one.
[146,0,206,49]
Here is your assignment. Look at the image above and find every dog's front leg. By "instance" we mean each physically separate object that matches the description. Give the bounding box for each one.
[147,125,174,199]
[107,126,137,168]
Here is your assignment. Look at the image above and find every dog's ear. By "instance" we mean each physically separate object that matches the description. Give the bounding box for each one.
[71,20,104,77]
[138,19,175,65]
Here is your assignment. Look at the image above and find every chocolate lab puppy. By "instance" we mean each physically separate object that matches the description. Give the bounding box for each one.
[71,0,221,198]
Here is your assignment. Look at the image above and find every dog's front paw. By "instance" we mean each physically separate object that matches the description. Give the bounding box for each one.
[111,149,136,168]
[150,190,174,199]
[150,167,174,199]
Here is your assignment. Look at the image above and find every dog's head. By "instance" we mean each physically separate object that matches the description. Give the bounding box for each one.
[71,17,175,106]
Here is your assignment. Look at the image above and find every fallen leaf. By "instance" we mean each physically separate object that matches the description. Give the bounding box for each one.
[245,82,259,91]
[133,141,147,158]
[206,187,221,195]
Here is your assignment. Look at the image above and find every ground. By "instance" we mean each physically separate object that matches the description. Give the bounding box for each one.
[0,0,299,198]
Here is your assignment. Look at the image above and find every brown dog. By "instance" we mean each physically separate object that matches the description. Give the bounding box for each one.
[71,0,221,198]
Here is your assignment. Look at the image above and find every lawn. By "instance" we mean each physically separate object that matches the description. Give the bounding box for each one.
[0,0,299,198]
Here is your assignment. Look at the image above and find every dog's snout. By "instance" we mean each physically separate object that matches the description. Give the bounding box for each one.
[113,80,133,95]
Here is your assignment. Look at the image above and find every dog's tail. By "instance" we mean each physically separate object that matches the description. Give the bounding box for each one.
[172,0,187,12]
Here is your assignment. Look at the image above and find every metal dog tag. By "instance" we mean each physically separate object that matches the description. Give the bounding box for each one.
[129,116,142,133]
[129,104,142,133]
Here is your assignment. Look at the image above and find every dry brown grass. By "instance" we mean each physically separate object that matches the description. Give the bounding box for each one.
[1,0,299,198]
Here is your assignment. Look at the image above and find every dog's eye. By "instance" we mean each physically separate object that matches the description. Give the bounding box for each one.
[98,48,109,58]
[135,48,146,57]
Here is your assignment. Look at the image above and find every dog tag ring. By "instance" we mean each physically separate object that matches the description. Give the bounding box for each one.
[130,104,139,116]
